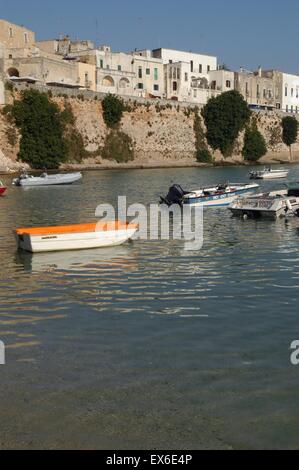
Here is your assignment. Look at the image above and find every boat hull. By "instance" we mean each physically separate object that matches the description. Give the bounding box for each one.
[250,171,289,180]
[183,185,259,207]
[16,222,138,253]
[16,172,82,187]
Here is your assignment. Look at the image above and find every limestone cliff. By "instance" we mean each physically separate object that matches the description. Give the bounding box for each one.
[1,93,299,172]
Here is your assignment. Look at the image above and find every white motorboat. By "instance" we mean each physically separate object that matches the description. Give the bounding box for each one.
[229,187,299,219]
[249,167,289,180]
[16,221,138,253]
[12,172,82,187]
[160,182,259,208]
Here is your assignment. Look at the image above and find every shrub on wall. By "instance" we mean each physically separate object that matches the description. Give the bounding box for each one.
[242,123,267,161]
[102,94,124,128]
[193,112,213,163]
[3,89,66,169]
[102,130,134,163]
[201,90,251,157]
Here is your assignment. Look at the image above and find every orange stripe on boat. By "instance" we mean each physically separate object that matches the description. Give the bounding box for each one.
[16,221,138,236]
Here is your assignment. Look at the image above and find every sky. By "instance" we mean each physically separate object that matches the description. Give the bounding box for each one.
[2,0,299,74]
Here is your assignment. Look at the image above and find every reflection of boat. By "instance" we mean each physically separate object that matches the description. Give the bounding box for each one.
[12,172,82,187]
[16,221,138,253]
[160,183,259,208]
[249,167,289,180]
[229,187,299,219]
[0,180,7,195]
[15,245,134,273]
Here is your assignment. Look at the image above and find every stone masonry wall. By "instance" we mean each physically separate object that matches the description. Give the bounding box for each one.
[1,89,299,172]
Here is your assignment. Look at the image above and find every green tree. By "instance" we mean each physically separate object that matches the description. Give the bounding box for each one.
[282,116,298,161]
[102,94,124,128]
[201,90,251,157]
[4,89,66,169]
[242,124,267,161]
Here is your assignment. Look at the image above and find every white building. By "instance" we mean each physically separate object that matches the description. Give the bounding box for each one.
[151,47,218,104]
[209,69,234,93]
[152,48,217,77]
[69,46,164,98]
[281,72,299,114]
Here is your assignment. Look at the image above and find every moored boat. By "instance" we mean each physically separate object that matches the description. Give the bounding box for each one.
[160,182,259,208]
[12,171,82,187]
[229,187,299,219]
[249,167,289,180]
[0,181,7,196]
[0,180,7,195]
[16,221,138,253]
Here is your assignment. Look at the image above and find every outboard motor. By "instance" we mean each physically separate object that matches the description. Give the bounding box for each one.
[160,184,187,207]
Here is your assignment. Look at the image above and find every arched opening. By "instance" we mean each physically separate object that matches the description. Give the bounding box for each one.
[173,81,178,92]
[7,67,20,78]
[119,77,130,88]
[102,76,114,87]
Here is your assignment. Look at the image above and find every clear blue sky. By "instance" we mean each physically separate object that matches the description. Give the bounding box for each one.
[2,0,299,73]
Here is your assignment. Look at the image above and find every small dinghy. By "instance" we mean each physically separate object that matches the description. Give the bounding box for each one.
[160,182,259,208]
[249,167,289,180]
[16,221,138,253]
[229,187,299,219]
[12,171,82,187]
[0,180,7,195]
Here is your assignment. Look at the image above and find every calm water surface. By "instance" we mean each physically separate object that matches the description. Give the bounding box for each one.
[1,164,299,449]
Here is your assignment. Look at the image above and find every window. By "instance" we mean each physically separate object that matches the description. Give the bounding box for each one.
[190,61,194,73]
[263,89,266,98]
[207,65,210,72]
[106,65,110,70]
[285,87,288,97]
[146,68,150,75]
[100,60,104,68]
[194,89,197,98]
[211,81,216,90]
[9,27,13,38]
[226,80,231,88]
[291,105,294,113]
[9,54,12,59]
[173,81,178,91]
[297,88,299,99]
[24,32,28,44]
[257,84,260,97]
[286,105,289,112]
[185,73,188,82]
[199,64,202,73]
[138,67,142,79]
[169,60,173,64]
[154,68,158,80]
[118,65,122,71]
[137,83,143,89]
[154,84,159,91]
[246,83,249,95]
[291,88,294,97]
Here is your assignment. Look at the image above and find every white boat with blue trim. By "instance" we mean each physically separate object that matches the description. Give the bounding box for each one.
[160,182,259,208]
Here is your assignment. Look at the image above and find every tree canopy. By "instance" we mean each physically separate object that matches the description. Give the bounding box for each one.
[201,90,251,157]
[4,89,66,169]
